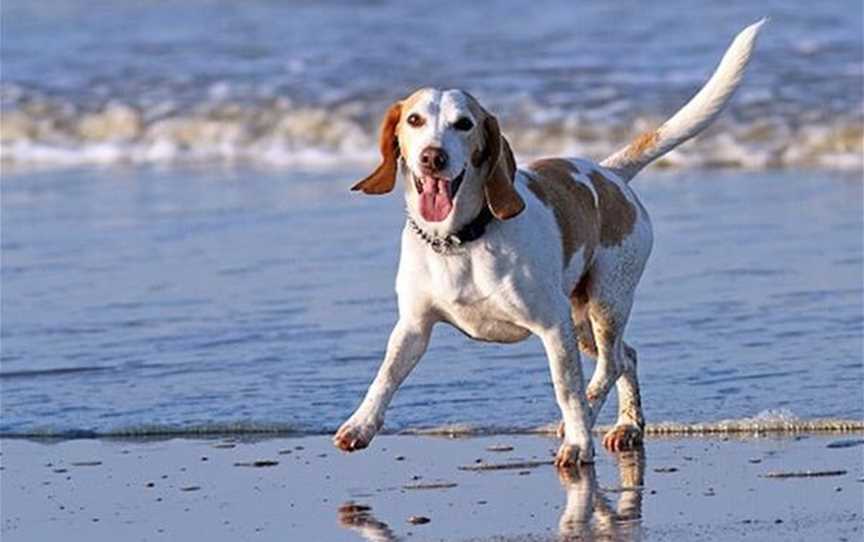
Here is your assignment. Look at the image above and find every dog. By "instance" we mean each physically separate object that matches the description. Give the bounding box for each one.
[333,20,765,466]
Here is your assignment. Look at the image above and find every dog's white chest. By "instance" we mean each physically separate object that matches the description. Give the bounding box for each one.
[422,250,531,343]
[440,298,532,343]
[425,252,484,304]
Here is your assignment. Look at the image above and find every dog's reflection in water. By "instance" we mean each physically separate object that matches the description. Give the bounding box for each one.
[337,502,398,542]
[337,450,645,542]
[558,449,645,541]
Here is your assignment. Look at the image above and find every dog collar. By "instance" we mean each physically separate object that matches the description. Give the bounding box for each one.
[407,206,495,254]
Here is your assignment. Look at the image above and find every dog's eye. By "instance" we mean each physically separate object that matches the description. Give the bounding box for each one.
[406,113,425,128]
[453,117,474,131]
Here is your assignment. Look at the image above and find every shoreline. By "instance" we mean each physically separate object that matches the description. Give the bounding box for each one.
[2,416,861,440]
[2,432,861,541]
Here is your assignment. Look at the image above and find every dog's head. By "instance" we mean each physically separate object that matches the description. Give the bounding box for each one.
[352,89,525,235]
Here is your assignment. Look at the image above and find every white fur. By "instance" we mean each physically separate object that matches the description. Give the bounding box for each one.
[399,88,487,237]
[334,21,764,465]
[602,19,767,182]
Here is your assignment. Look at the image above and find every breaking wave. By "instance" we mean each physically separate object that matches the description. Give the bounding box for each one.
[406,410,864,437]
[2,411,860,440]
[2,89,861,171]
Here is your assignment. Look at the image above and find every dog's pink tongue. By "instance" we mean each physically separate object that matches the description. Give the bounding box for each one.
[419,177,452,222]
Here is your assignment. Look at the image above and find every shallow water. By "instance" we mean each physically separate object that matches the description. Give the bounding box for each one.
[2,1,862,168]
[2,434,861,541]
[1,166,861,436]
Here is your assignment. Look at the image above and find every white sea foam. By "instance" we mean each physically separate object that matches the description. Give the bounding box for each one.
[2,415,860,439]
[2,97,861,171]
[401,413,864,438]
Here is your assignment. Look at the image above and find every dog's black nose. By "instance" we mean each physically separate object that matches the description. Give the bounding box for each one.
[420,147,448,173]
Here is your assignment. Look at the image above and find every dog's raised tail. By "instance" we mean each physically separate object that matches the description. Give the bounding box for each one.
[601,19,767,182]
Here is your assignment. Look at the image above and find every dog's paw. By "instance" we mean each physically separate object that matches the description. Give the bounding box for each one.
[554,441,594,468]
[333,420,379,452]
[602,423,644,452]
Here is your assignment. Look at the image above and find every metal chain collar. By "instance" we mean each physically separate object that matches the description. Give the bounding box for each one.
[406,217,462,254]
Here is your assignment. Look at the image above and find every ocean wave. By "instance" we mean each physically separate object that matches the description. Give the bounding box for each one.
[405,411,864,437]
[2,412,860,440]
[2,93,861,171]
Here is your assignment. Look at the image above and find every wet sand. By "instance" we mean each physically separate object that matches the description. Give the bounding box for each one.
[1,433,861,541]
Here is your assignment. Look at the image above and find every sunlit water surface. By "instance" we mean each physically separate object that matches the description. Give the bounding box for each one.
[2,166,861,436]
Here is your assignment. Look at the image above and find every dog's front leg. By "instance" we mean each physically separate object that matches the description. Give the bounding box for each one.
[333,317,433,452]
[537,312,595,466]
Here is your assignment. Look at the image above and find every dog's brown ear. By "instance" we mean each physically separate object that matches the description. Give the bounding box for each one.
[351,102,402,194]
[480,115,524,220]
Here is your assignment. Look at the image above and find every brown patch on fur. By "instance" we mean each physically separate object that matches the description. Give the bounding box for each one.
[575,320,597,358]
[626,130,659,160]
[570,271,598,358]
[481,116,524,220]
[470,146,486,168]
[570,269,592,307]
[587,170,637,246]
[461,92,524,220]
[526,158,599,267]
[351,102,402,194]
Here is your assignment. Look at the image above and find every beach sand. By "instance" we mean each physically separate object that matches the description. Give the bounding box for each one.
[2,432,861,541]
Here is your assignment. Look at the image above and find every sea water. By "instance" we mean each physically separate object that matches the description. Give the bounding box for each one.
[1,0,861,170]
[1,1,862,436]
[2,166,860,436]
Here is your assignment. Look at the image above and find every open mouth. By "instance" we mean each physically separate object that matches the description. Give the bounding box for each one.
[413,169,465,223]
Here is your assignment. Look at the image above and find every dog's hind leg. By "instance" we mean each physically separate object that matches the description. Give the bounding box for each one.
[580,247,649,450]
[582,211,651,449]
[585,286,650,452]
[555,287,626,440]
[584,299,626,425]
[603,343,645,451]
[567,263,631,426]
[555,330,643,451]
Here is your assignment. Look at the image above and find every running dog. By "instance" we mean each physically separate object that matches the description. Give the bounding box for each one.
[334,20,765,466]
